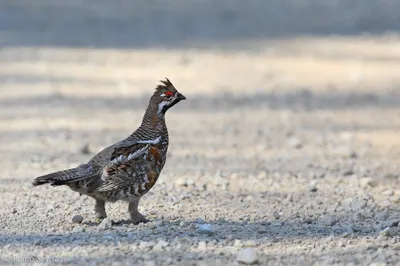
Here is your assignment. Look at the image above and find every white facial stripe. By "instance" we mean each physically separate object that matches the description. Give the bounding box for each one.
[157,101,169,115]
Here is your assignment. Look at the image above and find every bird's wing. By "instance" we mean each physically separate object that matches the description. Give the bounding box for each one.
[94,139,163,193]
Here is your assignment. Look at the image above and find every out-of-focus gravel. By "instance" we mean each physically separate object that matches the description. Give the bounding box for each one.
[1,1,400,265]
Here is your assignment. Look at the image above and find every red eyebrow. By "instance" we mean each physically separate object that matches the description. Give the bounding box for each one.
[165,91,173,96]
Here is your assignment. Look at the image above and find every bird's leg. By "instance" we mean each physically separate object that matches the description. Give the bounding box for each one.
[94,199,107,222]
[128,198,149,224]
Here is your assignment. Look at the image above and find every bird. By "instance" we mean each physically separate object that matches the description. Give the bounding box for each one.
[32,78,186,224]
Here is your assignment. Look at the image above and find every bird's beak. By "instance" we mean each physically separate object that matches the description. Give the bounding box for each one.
[176,92,186,100]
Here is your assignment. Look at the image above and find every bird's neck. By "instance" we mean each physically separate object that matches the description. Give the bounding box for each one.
[132,103,168,140]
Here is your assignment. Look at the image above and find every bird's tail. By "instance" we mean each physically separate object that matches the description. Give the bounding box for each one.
[32,164,98,187]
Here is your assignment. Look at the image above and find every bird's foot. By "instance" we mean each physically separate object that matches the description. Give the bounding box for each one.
[130,211,149,225]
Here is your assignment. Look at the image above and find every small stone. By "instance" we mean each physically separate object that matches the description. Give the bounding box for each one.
[72,226,85,233]
[234,239,242,247]
[382,190,394,196]
[337,241,346,247]
[342,168,354,176]
[243,240,257,247]
[321,215,336,226]
[72,215,84,224]
[198,241,207,251]
[175,178,186,186]
[97,218,112,230]
[237,248,258,265]
[360,177,378,188]
[197,224,214,235]
[309,181,318,192]
[139,241,149,249]
[153,240,169,251]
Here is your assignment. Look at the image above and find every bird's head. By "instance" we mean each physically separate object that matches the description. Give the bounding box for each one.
[151,78,186,115]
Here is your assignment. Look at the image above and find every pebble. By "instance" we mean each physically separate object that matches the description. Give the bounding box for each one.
[234,239,243,247]
[342,168,354,176]
[153,240,169,251]
[243,240,257,247]
[382,190,394,196]
[272,211,280,220]
[308,181,318,192]
[139,241,149,249]
[197,224,214,235]
[237,248,259,265]
[97,218,112,230]
[72,215,84,224]
[321,215,336,226]
[198,241,207,251]
[360,177,378,188]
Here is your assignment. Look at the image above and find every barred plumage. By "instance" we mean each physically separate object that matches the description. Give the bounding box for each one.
[32,78,186,224]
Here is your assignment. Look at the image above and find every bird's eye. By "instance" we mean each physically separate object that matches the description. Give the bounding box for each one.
[163,91,173,99]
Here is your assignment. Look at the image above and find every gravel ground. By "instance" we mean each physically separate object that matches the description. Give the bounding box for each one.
[1,1,400,265]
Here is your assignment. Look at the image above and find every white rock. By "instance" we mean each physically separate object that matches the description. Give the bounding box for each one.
[153,240,169,251]
[198,241,207,251]
[322,215,336,226]
[237,248,258,265]
[360,177,378,188]
[234,239,242,247]
[97,218,112,230]
[243,240,257,247]
[139,241,149,249]
[382,190,394,196]
[308,181,317,192]
[197,224,214,235]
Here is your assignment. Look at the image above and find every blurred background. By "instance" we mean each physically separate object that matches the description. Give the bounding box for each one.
[1,0,399,173]
[0,1,400,264]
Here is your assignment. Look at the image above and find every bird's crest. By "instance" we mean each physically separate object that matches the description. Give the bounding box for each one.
[155,78,175,94]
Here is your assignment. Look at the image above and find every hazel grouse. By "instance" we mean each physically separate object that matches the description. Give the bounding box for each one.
[32,78,186,224]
